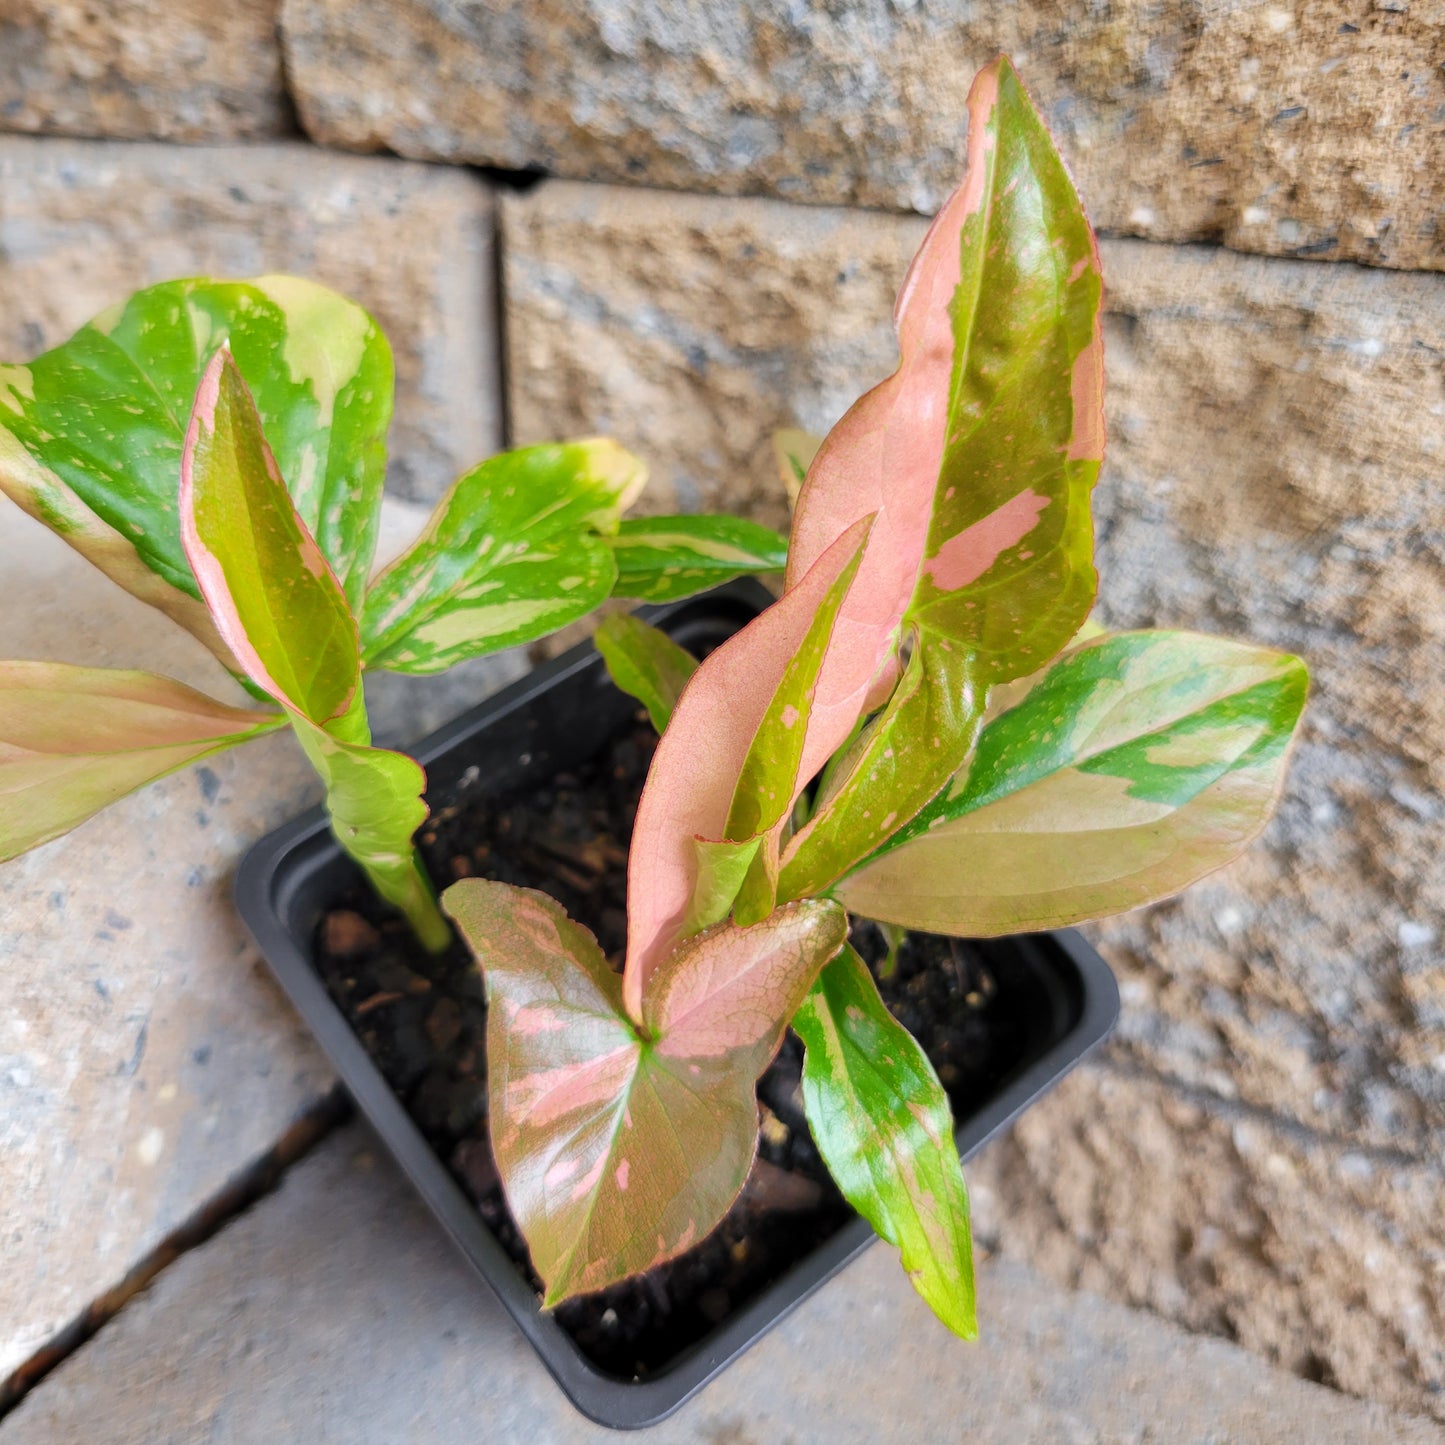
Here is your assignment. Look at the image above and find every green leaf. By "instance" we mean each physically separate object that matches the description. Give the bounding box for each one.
[900,59,1102,681]
[683,836,763,935]
[594,613,697,733]
[443,880,847,1304]
[0,275,393,653]
[794,946,975,1338]
[180,348,360,728]
[772,57,1104,894]
[180,349,446,949]
[292,716,448,953]
[0,661,282,860]
[838,631,1309,934]
[607,515,787,602]
[777,631,984,901]
[772,428,822,509]
[622,516,873,1017]
[361,440,646,673]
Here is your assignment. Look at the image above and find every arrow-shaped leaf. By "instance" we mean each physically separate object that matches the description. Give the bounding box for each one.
[794,945,976,1338]
[0,276,393,656]
[361,440,645,674]
[606,515,787,602]
[443,879,847,1304]
[837,631,1309,934]
[594,613,697,733]
[0,661,282,859]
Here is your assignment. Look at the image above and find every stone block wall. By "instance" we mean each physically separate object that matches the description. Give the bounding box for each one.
[2,0,1442,1425]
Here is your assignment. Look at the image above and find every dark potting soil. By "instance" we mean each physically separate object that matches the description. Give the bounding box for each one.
[314,718,1031,1382]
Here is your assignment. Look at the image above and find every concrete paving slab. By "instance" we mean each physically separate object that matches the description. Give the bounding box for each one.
[8,1123,1440,1444]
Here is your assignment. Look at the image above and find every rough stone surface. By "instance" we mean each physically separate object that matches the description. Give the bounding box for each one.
[0,136,501,504]
[503,179,1445,1414]
[0,496,529,1385]
[8,1123,1440,1444]
[969,1062,1445,1423]
[0,501,333,1381]
[504,182,927,533]
[284,0,1445,271]
[0,0,290,142]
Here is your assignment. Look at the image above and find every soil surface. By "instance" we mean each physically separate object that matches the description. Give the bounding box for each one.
[315,717,1033,1381]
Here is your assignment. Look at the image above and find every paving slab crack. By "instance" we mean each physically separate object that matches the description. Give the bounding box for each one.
[0,1086,352,1423]
[1093,1053,1436,1171]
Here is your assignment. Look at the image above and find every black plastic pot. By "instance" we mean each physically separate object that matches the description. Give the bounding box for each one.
[236,580,1120,1431]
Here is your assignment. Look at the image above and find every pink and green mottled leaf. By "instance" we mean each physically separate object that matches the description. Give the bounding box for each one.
[180,347,360,728]
[607,515,787,603]
[838,631,1308,934]
[442,880,846,1304]
[361,441,645,673]
[622,517,871,1017]
[777,632,984,901]
[0,661,282,860]
[794,945,975,1338]
[594,613,697,733]
[180,349,446,947]
[777,57,1102,874]
[0,276,392,655]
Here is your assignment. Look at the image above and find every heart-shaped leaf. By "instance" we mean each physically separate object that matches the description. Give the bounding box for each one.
[594,613,697,733]
[837,631,1309,934]
[606,515,787,602]
[777,56,1104,895]
[361,441,645,674]
[0,276,393,659]
[794,945,976,1338]
[0,661,282,859]
[443,880,846,1304]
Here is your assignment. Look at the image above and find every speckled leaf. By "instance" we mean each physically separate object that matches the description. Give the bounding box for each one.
[838,632,1308,934]
[0,661,282,860]
[180,349,360,727]
[607,515,787,602]
[443,880,846,1304]
[782,56,1103,820]
[595,613,697,733]
[795,945,975,1338]
[623,517,871,1017]
[0,275,392,653]
[362,441,645,673]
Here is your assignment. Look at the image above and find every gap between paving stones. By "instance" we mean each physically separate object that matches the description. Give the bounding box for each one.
[0,1088,352,1423]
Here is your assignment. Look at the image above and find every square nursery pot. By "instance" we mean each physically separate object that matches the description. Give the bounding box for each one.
[236,579,1120,1431]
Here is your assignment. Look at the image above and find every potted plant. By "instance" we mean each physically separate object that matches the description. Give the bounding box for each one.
[0,279,785,904]
[1,55,1306,1430]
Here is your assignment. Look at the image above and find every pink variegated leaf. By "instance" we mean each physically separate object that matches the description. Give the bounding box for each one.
[0,661,282,860]
[180,347,360,730]
[773,54,1105,897]
[622,516,871,1017]
[443,879,846,1305]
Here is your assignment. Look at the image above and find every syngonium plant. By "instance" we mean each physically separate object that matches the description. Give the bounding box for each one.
[0,277,786,947]
[442,56,1309,1335]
